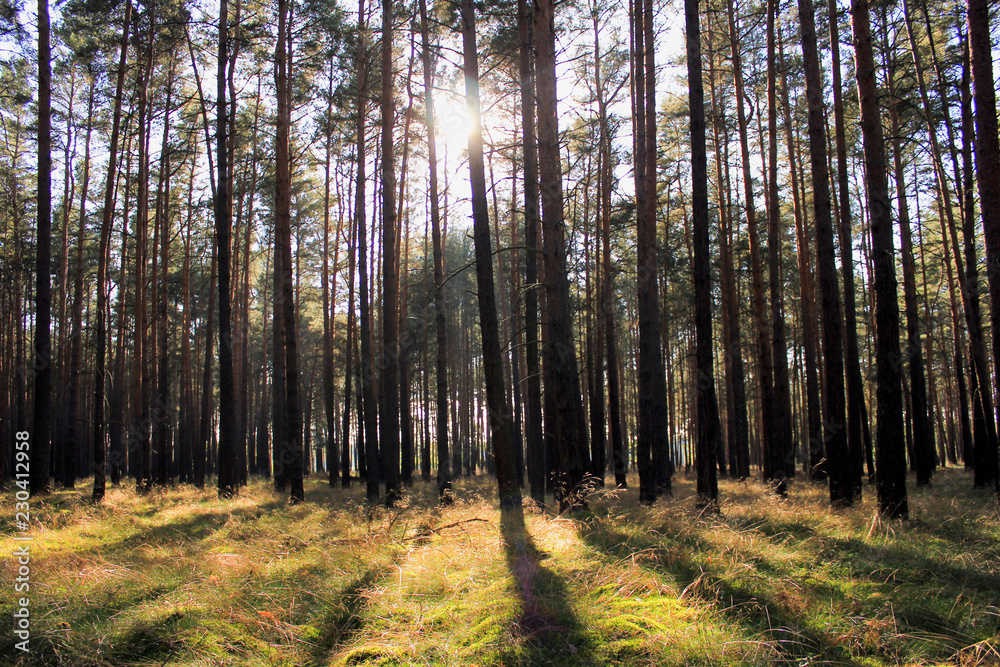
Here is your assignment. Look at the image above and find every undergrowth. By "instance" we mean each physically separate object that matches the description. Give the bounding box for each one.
[0,468,997,666]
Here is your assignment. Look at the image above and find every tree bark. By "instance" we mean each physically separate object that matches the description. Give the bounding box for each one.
[686,0,720,508]
[797,0,851,505]
[535,0,590,510]
[852,0,908,518]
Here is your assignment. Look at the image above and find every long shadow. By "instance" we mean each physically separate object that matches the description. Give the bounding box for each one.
[499,507,596,666]
[306,562,398,666]
[576,517,859,665]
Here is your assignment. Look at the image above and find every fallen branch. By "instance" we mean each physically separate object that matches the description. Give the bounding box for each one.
[405,517,489,541]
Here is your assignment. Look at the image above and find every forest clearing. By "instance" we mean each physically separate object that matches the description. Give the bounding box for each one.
[2,468,999,666]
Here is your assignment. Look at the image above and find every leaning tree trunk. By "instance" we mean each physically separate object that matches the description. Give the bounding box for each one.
[93,0,132,502]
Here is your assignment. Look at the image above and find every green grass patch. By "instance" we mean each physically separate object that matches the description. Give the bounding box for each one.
[1,469,998,665]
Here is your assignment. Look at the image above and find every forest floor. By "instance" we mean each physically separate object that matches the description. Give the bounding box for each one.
[1,467,999,666]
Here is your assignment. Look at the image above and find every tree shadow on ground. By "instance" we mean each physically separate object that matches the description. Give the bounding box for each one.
[575,517,858,665]
[499,507,597,666]
[306,562,398,666]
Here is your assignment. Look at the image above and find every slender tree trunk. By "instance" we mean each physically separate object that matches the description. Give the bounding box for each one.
[93,0,132,501]
[829,0,867,494]
[686,0,720,508]
[275,0,303,503]
[765,0,794,484]
[517,0,545,504]
[853,0,908,518]
[884,17,935,488]
[134,4,156,494]
[379,0,401,505]
[32,0,53,496]
[216,0,237,497]
[798,0,851,505]
[461,0,520,508]
[535,0,590,510]
[968,0,1000,493]
[726,0,780,492]
[322,57,340,486]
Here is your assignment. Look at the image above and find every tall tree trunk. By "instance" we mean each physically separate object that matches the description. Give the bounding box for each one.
[93,0,132,502]
[766,0,794,484]
[461,0,521,508]
[322,56,340,486]
[134,3,157,494]
[216,0,237,498]
[726,0,781,492]
[853,0,908,518]
[155,62,175,487]
[968,0,1000,493]
[535,0,590,510]
[632,0,670,502]
[798,0,851,505]
[419,0,451,501]
[32,0,53,496]
[275,0,303,503]
[517,0,545,504]
[354,0,378,503]
[379,0,401,505]
[885,14,935,487]
[686,0,720,507]
[65,72,95,491]
[829,0,867,494]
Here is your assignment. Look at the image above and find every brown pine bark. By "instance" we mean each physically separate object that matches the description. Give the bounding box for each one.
[275,0,303,503]
[885,14,935,488]
[32,0,53,496]
[535,0,590,510]
[93,0,132,501]
[517,0,545,504]
[968,0,1000,492]
[852,0,907,517]
[686,0,720,507]
[797,0,851,505]
[379,0,401,504]
[829,0,867,494]
[726,0,781,491]
[461,0,520,508]
[322,55,340,486]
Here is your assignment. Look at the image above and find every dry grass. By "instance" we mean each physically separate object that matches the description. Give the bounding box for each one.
[1,468,998,666]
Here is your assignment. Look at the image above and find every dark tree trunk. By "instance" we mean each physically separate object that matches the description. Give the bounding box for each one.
[216,0,237,498]
[797,0,851,505]
[518,0,545,505]
[93,0,132,502]
[829,0,867,494]
[32,0,53,497]
[462,0,521,508]
[853,0,908,518]
[968,0,1000,493]
[766,0,794,484]
[379,0,401,505]
[686,0,720,508]
[535,0,590,510]
[275,0,303,503]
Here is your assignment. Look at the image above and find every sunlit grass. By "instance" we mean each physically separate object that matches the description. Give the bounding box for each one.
[0,467,997,665]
